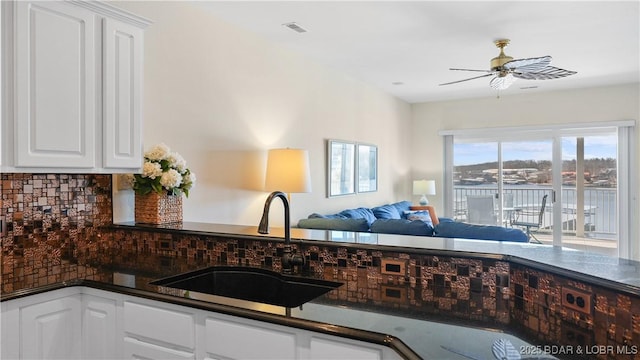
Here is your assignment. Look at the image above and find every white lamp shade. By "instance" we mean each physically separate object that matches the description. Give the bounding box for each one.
[413,180,436,196]
[265,148,312,193]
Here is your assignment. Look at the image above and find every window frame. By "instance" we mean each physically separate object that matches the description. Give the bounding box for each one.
[440,120,636,259]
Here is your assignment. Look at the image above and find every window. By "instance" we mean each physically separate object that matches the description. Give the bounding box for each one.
[327,140,378,197]
[441,121,635,258]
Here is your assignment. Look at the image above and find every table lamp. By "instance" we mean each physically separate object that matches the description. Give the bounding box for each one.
[265,148,312,200]
[413,180,436,206]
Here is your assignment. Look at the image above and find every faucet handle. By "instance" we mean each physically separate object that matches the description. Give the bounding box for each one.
[282,245,305,275]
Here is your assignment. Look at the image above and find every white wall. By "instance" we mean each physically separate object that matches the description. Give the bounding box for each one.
[112,1,638,250]
[113,1,413,226]
[411,83,640,257]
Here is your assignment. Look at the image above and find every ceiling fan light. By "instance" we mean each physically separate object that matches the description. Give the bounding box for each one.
[490,74,516,90]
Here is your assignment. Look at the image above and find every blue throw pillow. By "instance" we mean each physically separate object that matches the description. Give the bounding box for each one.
[339,207,377,225]
[391,201,412,214]
[434,221,528,242]
[403,210,433,227]
[297,218,370,232]
[370,219,434,236]
[372,204,401,219]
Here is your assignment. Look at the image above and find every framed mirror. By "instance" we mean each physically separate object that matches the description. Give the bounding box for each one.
[327,140,355,197]
[357,143,377,193]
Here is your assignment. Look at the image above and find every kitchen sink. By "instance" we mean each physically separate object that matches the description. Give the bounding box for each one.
[150,266,343,308]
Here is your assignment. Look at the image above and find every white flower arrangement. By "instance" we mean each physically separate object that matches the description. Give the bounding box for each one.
[125,143,196,197]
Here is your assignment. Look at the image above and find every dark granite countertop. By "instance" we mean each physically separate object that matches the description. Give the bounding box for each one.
[113,221,640,296]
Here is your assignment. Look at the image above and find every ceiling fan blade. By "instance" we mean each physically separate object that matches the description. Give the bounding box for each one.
[490,74,517,90]
[513,66,577,80]
[449,68,493,73]
[504,56,552,72]
[439,73,494,86]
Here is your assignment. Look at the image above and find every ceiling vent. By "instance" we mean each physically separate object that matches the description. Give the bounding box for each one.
[282,22,308,33]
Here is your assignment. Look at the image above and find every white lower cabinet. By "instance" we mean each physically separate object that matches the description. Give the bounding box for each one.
[0,287,403,360]
[1,299,20,359]
[21,295,82,359]
[82,293,118,359]
[204,316,297,359]
[122,300,196,359]
[1,288,82,360]
[201,313,399,360]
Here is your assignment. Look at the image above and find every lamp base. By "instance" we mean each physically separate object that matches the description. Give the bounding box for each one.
[419,195,429,206]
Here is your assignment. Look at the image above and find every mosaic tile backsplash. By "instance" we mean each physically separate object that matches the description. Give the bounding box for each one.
[510,264,640,358]
[1,173,112,292]
[104,228,512,326]
[2,173,639,359]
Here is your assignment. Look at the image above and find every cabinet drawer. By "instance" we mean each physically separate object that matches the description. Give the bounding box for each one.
[123,301,195,349]
[124,337,195,359]
[205,316,296,359]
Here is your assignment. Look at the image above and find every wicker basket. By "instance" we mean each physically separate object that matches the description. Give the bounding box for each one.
[135,192,183,224]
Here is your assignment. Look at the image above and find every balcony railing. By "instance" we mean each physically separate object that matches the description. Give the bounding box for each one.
[453,186,617,238]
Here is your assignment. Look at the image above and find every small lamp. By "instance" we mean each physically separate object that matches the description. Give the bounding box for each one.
[265,148,312,200]
[413,180,436,206]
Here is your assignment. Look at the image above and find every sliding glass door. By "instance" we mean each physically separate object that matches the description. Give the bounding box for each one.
[448,126,623,256]
[554,133,618,255]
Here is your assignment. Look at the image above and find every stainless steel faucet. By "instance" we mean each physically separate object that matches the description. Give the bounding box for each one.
[258,191,305,274]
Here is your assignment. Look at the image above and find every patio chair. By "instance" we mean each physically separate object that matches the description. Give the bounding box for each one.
[511,194,548,243]
[466,195,497,225]
[501,193,515,226]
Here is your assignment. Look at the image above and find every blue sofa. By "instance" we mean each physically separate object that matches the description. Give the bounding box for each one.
[297,201,528,242]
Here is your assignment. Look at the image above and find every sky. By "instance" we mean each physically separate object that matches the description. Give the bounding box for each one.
[454,135,618,166]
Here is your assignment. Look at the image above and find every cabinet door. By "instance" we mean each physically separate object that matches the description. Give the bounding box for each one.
[123,300,196,351]
[14,1,97,168]
[204,316,297,359]
[21,294,82,359]
[1,302,20,359]
[82,294,118,359]
[102,17,143,170]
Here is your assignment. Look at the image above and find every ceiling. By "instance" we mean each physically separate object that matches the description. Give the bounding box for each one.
[194,1,640,103]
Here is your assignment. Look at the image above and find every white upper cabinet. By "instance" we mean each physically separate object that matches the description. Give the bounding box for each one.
[14,1,97,169]
[102,17,144,169]
[1,1,150,173]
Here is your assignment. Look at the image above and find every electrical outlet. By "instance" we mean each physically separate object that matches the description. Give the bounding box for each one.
[381,285,406,302]
[561,287,592,314]
[381,259,407,275]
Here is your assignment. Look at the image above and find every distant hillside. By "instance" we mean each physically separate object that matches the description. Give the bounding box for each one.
[456,158,616,174]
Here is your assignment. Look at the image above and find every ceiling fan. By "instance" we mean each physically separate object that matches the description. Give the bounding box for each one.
[440,39,577,90]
